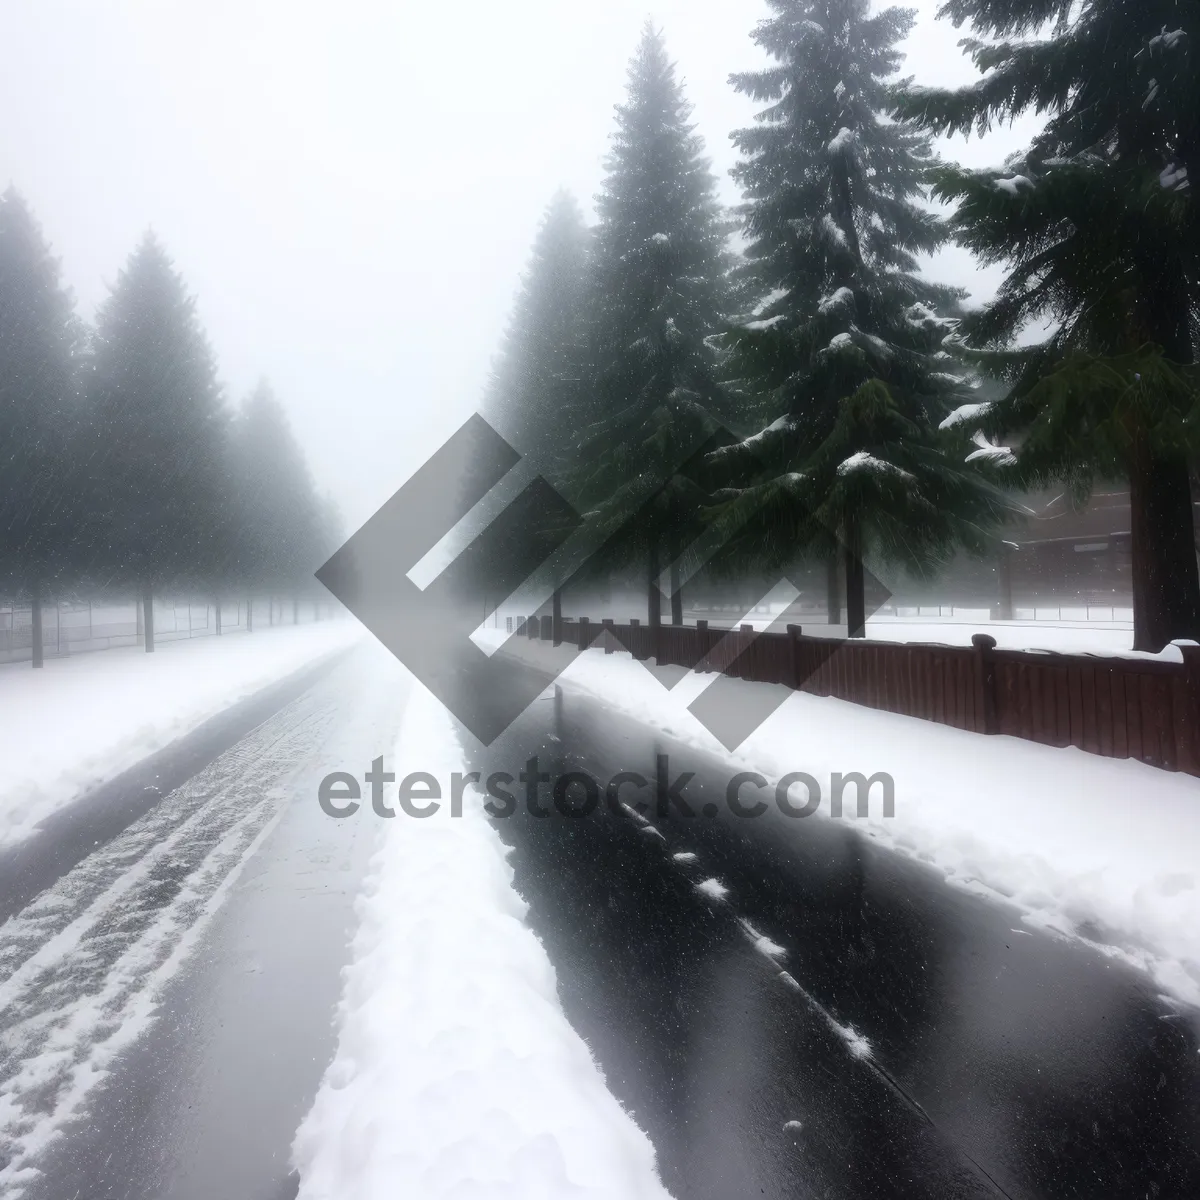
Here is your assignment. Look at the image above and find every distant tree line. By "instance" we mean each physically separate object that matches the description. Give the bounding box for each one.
[486,4,1200,653]
[0,191,340,663]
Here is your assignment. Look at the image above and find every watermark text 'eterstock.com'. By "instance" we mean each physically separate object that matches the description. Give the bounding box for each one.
[317,755,895,822]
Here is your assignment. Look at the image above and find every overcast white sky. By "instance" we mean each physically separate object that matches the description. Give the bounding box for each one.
[1,0,1039,529]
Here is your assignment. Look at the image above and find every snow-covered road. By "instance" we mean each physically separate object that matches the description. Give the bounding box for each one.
[3,623,1198,1200]
[0,641,410,1200]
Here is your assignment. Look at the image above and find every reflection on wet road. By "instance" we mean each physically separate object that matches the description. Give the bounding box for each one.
[466,676,1200,1200]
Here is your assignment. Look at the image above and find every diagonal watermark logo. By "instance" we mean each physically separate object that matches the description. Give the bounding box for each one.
[318,413,890,747]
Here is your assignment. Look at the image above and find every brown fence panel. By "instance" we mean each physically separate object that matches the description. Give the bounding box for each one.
[540,616,1200,776]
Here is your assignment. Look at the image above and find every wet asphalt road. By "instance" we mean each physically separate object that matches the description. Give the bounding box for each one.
[463,652,1200,1200]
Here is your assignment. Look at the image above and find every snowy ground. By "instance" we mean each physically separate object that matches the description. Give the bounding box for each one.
[292,682,676,1200]
[862,617,1138,655]
[725,616,1142,656]
[5,607,1194,1195]
[0,621,361,847]
[0,619,675,1198]
[479,630,1200,1010]
[494,606,1140,654]
[0,641,405,1200]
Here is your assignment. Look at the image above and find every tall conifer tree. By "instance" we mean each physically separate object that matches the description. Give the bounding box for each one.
[485,190,590,464]
[711,0,1007,634]
[231,380,324,598]
[568,24,736,623]
[84,233,229,613]
[0,189,82,659]
[895,0,1200,650]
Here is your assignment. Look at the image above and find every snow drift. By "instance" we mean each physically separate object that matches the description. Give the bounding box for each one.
[291,683,674,1200]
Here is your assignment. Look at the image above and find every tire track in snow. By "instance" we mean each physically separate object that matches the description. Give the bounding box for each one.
[0,680,341,1198]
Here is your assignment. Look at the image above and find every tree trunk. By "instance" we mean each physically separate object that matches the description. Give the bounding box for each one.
[143,583,155,653]
[552,587,563,645]
[844,521,866,639]
[31,580,44,669]
[666,517,683,626]
[826,555,841,625]
[215,598,222,635]
[648,541,662,628]
[247,597,254,633]
[996,545,1014,621]
[1129,442,1200,651]
[669,559,683,625]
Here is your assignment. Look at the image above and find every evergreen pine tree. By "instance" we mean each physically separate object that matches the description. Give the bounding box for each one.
[566,23,736,624]
[711,0,1008,635]
[232,380,324,601]
[0,188,83,663]
[84,233,229,618]
[485,189,590,464]
[314,492,344,566]
[894,0,1200,650]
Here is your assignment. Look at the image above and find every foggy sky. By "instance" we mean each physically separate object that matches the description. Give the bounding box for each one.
[1,0,1039,530]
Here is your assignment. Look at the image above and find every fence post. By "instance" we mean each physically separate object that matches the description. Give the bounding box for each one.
[602,618,615,654]
[578,616,590,652]
[527,615,537,640]
[696,619,708,673]
[787,624,803,690]
[972,633,998,734]
[31,585,44,669]
[739,623,754,680]
[541,614,552,641]
[143,584,155,653]
[1178,643,1200,776]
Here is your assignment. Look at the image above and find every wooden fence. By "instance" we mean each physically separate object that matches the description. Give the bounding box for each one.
[512,614,1200,777]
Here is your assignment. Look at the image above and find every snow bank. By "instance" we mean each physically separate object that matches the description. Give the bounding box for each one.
[0,622,361,847]
[667,616,1138,656]
[482,633,1200,1009]
[291,684,674,1200]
